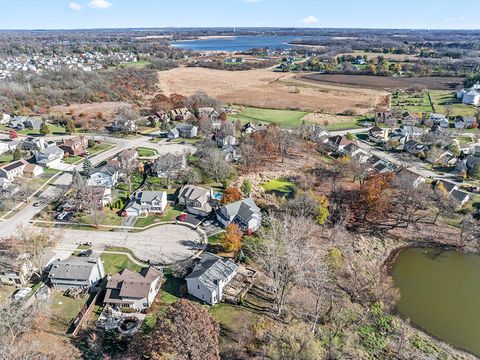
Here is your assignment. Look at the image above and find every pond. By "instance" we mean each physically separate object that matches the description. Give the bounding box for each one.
[171,35,306,52]
[391,247,480,356]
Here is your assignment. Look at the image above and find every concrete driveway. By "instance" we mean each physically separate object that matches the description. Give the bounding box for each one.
[56,223,205,265]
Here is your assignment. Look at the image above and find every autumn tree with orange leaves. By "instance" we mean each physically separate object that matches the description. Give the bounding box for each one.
[221,187,243,205]
[220,223,243,253]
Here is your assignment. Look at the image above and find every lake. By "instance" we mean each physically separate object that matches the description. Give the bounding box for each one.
[391,247,480,356]
[171,35,305,52]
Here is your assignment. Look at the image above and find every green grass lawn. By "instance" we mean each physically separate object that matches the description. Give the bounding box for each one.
[89,142,116,156]
[229,106,309,128]
[133,206,183,228]
[64,156,83,164]
[17,124,66,136]
[391,91,433,113]
[208,233,224,245]
[74,208,123,227]
[0,153,13,164]
[136,147,158,157]
[261,178,296,197]
[101,253,143,275]
[430,91,477,117]
[106,60,151,71]
[48,291,89,333]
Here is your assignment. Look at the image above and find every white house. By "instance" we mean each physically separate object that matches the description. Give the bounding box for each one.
[429,113,449,128]
[23,163,44,178]
[35,145,64,167]
[48,256,105,290]
[216,198,262,233]
[216,134,237,148]
[0,160,27,181]
[87,166,119,188]
[0,113,11,125]
[463,90,480,106]
[104,267,163,310]
[186,253,239,305]
[124,191,167,217]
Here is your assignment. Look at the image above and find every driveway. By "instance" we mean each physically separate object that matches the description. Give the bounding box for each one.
[55,223,205,265]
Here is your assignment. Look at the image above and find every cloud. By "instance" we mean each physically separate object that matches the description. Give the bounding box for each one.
[68,2,82,11]
[88,0,113,9]
[301,15,319,25]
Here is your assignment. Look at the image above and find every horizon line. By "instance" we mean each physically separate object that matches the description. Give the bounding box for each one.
[0,26,479,32]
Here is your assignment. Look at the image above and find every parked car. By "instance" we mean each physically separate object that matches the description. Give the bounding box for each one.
[177,213,187,222]
[79,249,93,257]
[33,201,44,207]
[56,211,72,221]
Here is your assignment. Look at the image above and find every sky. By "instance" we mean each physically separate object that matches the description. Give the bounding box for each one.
[0,0,479,30]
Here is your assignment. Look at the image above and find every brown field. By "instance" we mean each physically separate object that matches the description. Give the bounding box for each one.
[302,74,463,91]
[51,101,129,120]
[157,67,389,115]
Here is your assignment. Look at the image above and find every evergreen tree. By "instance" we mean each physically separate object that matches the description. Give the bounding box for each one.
[82,158,93,177]
[12,147,22,161]
[39,122,50,136]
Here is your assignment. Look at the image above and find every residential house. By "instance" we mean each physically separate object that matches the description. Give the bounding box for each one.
[48,256,105,290]
[404,140,427,155]
[9,116,43,130]
[167,127,180,139]
[59,136,88,156]
[368,155,396,173]
[222,145,241,163]
[111,118,137,133]
[216,198,262,233]
[0,113,11,125]
[368,126,390,143]
[87,165,119,188]
[124,191,167,217]
[327,135,355,153]
[455,117,476,130]
[186,252,239,305]
[399,125,424,138]
[155,153,187,178]
[302,124,329,143]
[429,113,449,128]
[426,150,456,166]
[197,107,219,121]
[35,145,64,167]
[216,134,237,148]
[107,149,138,171]
[170,108,192,121]
[375,112,397,126]
[21,137,46,151]
[435,180,470,206]
[342,143,370,163]
[241,122,258,135]
[155,110,169,122]
[104,267,163,310]
[0,252,34,287]
[176,124,198,138]
[23,163,44,177]
[395,167,425,188]
[0,160,26,181]
[177,185,213,217]
[400,112,422,126]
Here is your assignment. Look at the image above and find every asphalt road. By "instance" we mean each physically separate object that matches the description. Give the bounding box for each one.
[0,133,199,264]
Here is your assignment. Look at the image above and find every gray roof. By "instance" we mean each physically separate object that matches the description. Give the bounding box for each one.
[186,253,238,291]
[219,198,260,222]
[179,185,210,202]
[39,145,63,156]
[437,180,457,194]
[139,191,164,203]
[48,256,102,282]
[451,189,469,203]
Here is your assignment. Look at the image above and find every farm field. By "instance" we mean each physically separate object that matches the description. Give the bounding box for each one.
[337,51,419,62]
[51,101,130,121]
[390,91,433,113]
[157,67,388,115]
[429,91,478,117]
[229,106,308,127]
[302,74,463,91]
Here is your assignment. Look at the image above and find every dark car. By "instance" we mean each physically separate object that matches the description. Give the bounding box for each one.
[79,249,93,257]
[33,201,45,207]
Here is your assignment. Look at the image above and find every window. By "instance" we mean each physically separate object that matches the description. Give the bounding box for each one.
[197,285,200,289]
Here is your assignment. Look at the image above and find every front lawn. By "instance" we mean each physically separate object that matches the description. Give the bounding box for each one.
[18,124,66,136]
[100,253,143,275]
[74,208,122,227]
[133,206,183,228]
[0,153,13,164]
[136,147,158,157]
[229,106,309,128]
[261,178,296,197]
[430,91,477,117]
[89,142,116,156]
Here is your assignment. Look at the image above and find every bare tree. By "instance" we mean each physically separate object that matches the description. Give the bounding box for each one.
[199,149,234,183]
[154,153,185,188]
[16,225,61,274]
[119,156,139,193]
[113,105,139,135]
[249,214,318,316]
[302,260,330,334]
